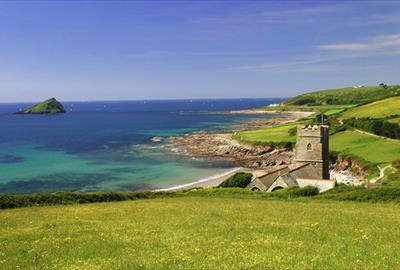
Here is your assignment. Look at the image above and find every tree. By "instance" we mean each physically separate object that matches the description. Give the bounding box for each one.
[379,83,388,89]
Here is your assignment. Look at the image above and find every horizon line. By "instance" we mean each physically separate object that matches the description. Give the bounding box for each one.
[0,97,287,104]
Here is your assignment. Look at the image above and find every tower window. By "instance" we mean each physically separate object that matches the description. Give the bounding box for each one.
[307,143,312,151]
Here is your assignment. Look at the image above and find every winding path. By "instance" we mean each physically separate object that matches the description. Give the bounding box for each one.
[354,128,398,141]
[370,165,392,183]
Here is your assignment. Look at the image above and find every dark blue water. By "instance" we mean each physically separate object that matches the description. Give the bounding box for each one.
[0,98,283,194]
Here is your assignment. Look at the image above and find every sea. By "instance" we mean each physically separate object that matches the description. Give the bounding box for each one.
[0,98,283,194]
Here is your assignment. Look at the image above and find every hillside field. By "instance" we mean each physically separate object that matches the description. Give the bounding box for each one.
[330,131,400,165]
[340,96,400,120]
[1,196,400,269]
[233,123,297,144]
[283,85,400,106]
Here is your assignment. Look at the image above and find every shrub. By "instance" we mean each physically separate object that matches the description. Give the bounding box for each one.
[287,186,320,196]
[218,172,253,188]
[322,183,363,194]
[344,117,400,139]
[0,191,180,209]
[392,160,400,170]
[317,187,400,203]
[246,141,294,150]
[288,126,297,136]
[271,186,320,198]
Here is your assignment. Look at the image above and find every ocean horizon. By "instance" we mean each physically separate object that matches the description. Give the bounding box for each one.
[0,98,283,194]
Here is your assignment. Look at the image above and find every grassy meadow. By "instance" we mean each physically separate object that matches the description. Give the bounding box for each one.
[2,196,400,269]
[340,96,400,120]
[330,131,400,165]
[283,85,400,106]
[233,123,297,144]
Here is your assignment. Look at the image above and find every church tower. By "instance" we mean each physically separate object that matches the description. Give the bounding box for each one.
[295,124,329,179]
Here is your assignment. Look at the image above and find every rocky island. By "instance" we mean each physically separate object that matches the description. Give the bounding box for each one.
[15,98,66,114]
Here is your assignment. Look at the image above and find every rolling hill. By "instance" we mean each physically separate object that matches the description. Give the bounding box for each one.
[340,96,400,120]
[284,85,400,106]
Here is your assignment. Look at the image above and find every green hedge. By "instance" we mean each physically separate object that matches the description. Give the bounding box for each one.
[247,141,295,150]
[3,185,400,210]
[392,160,400,170]
[317,187,400,203]
[0,191,180,209]
[344,117,400,139]
[272,186,320,198]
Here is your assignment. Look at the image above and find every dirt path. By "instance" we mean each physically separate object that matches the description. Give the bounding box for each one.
[370,165,392,183]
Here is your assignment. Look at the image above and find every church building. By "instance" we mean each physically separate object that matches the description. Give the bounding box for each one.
[246,124,336,192]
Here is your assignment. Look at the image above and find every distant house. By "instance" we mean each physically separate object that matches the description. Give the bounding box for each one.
[247,124,336,192]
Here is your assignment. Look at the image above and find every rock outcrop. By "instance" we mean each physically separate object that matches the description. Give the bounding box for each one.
[166,131,294,169]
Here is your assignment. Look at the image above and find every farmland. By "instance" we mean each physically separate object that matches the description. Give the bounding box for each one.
[340,96,400,120]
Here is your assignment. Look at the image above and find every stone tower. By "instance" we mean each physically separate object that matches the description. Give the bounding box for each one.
[295,125,329,179]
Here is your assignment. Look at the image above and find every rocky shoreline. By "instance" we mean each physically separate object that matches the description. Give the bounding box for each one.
[152,109,364,189]
[161,111,312,170]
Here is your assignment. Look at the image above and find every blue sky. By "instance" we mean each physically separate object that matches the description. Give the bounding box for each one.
[1,1,400,102]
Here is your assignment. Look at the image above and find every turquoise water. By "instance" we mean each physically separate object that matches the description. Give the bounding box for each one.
[0,99,283,193]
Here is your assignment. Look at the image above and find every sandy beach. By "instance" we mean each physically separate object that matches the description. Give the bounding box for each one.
[155,167,246,191]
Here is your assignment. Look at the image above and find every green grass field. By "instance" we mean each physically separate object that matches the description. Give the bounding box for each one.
[283,85,400,106]
[330,131,400,164]
[1,196,400,269]
[340,96,400,120]
[233,123,297,144]
[263,104,354,114]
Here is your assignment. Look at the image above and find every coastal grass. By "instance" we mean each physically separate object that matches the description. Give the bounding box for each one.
[2,195,400,269]
[340,96,400,120]
[283,85,400,106]
[262,104,354,114]
[330,131,400,165]
[233,123,297,144]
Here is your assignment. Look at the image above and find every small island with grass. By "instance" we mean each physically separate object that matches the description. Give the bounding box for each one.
[15,97,66,114]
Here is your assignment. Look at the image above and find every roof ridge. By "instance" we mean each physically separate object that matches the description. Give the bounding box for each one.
[297,178,335,182]
[288,163,310,173]
[256,166,289,179]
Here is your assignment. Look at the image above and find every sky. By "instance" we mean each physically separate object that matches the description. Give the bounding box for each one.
[1,1,400,102]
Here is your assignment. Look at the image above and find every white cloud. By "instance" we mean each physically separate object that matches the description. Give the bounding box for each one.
[225,49,400,72]
[317,33,400,51]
